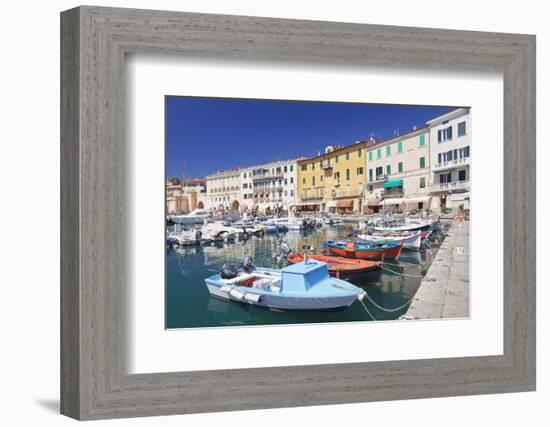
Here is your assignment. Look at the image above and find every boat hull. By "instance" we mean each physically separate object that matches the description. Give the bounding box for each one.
[287,254,380,278]
[357,231,421,250]
[206,283,358,310]
[325,241,403,260]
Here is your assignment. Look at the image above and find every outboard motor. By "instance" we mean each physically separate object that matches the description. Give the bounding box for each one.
[220,263,239,279]
[195,229,203,242]
[280,242,291,256]
[242,255,255,273]
[367,224,375,235]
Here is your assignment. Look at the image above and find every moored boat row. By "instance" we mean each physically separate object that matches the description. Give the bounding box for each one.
[199,217,441,312]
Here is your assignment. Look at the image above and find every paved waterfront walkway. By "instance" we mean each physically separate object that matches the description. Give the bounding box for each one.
[405,219,470,319]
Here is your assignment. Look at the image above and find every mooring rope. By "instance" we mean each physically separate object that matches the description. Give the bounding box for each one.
[362,290,414,313]
[359,299,377,321]
[380,264,426,278]
[382,261,421,267]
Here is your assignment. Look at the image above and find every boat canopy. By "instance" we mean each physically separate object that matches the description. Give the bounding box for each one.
[280,260,328,293]
[379,195,431,205]
[449,192,470,202]
[383,179,403,189]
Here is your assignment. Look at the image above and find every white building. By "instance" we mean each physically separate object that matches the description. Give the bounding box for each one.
[249,159,299,214]
[239,168,254,212]
[427,108,471,212]
[205,159,299,214]
[205,169,241,211]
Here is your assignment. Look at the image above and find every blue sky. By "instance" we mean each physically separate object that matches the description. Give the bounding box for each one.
[166,96,456,179]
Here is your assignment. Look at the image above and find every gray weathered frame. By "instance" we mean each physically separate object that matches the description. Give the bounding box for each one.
[61,5,536,420]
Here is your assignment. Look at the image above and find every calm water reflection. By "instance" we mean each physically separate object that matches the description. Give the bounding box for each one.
[166,224,446,328]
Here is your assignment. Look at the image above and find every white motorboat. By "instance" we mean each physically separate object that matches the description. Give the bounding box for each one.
[374,218,433,232]
[324,217,343,226]
[170,208,210,225]
[201,222,238,242]
[259,218,289,232]
[231,221,265,235]
[167,230,200,246]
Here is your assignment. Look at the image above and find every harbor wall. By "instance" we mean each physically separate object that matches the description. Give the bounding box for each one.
[405,218,470,319]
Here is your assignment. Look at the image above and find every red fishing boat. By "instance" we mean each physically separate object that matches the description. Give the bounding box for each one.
[287,253,381,279]
[325,239,404,260]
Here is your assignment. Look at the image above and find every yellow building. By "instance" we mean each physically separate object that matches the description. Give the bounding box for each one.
[297,142,367,213]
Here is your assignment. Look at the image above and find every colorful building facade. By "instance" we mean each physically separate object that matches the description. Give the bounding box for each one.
[364,127,431,212]
[297,142,367,213]
[171,109,471,217]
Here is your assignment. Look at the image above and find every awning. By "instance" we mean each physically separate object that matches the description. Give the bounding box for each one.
[449,192,470,202]
[366,199,381,206]
[403,195,431,204]
[384,179,403,189]
[326,201,337,208]
[297,202,321,206]
[337,200,354,208]
[379,198,405,205]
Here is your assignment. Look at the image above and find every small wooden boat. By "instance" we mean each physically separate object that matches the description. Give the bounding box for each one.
[374,218,433,232]
[357,230,422,250]
[325,239,404,260]
[204,258,365,311]
[287,253,381,278]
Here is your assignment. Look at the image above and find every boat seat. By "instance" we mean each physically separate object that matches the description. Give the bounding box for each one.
[252,278,272,290]
[269,279,281,293]
[221,273,254,285]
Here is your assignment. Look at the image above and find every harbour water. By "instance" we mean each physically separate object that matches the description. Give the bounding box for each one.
[166,223,447,329]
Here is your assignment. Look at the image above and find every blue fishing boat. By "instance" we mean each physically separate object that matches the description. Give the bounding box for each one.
[323,239,404,260]
[204,256,365,311]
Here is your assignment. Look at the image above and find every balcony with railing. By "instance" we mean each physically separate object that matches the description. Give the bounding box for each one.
[252,172,283,181]
[332,188,363,199]
[369,174,388,183]
[433,156,470,171]
[430,180,469,193]
[300,190,324,201]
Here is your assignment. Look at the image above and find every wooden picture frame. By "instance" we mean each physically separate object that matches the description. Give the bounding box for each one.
[60,6,536,420]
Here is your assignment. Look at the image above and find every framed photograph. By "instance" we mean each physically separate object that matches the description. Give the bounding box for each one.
[61,6,536,420]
